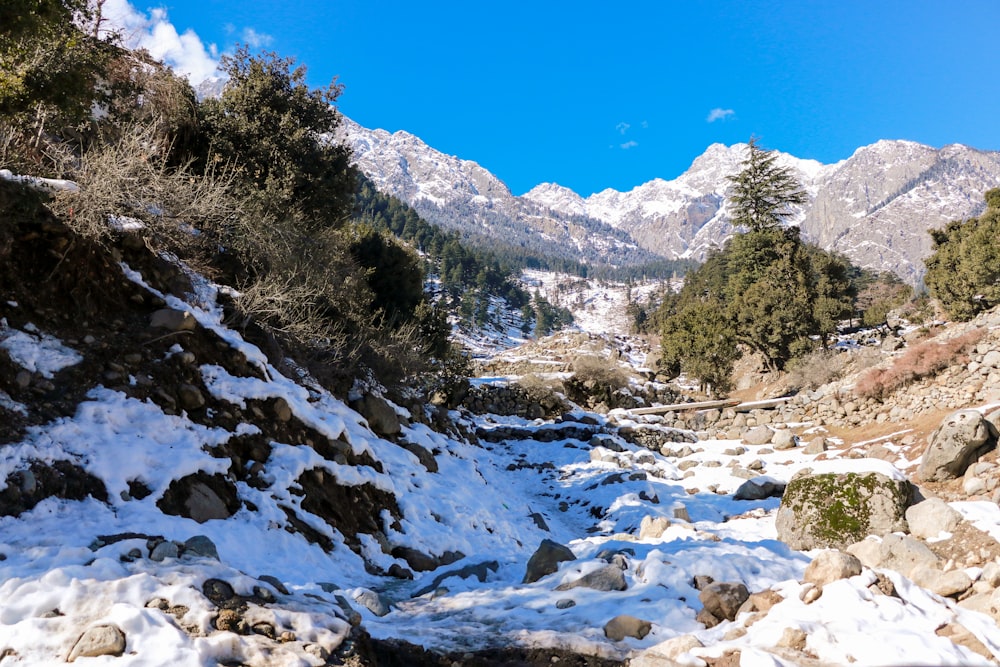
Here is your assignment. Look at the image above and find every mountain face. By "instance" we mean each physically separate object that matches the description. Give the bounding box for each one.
[339,118,662,270]
[342,118,1000,283]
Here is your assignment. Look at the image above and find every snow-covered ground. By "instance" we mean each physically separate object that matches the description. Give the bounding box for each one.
[3,259,1000,665]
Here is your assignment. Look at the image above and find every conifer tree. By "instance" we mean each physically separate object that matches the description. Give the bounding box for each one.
[727,137,807,232]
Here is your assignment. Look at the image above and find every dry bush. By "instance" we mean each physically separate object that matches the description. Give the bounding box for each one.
[855,328,985,400]
[786,349,850,391]
[47,123,241,258]
[571,354,628,391]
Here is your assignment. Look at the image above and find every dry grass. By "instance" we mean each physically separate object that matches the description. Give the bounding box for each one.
[571,354,628,391]
[854,329,985,400]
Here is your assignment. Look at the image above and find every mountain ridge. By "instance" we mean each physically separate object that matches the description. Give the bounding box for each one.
[342,118,1000,283]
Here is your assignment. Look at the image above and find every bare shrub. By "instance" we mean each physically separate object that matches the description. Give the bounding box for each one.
[855,329,985,400]
[786,349,849,391]
[47,123,240,257]
[571,354,628,391]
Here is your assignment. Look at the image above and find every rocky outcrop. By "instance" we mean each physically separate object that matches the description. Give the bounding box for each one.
[523,539,576,584]
[776,466,911,550]
[918,409,998,481]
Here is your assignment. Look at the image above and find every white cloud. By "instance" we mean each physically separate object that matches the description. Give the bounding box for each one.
[616,122,631,135]
[101,0,221,84]
[242,27,274,49]
[707,108,736,123]
[620,140,639,150]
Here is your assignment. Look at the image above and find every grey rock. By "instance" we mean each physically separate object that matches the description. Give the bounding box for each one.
[354,394,401,437]
[911,566,973,598]
[743,425,774,446]
[184,535,220,560]
[68,624,126,661]
[804,437,829,455]
[556,598,576,609]
[776,469,910,550]
[847,533,940,577]
[630,635,705,667]
[149,540,179,562]
[698,582,749,621]
[918,409,998,482]
[555,564,627,592]
[184,482,234,523]
[771,429,797,450]
[177,384,205,410]
[803,549,863,587]
[905,498,962,540]
[733,476,786,501]
[257,575,290,595]
[353,589,391,617]
[399,440,438,473]
[523,539,576,584]
[604,614,652,641]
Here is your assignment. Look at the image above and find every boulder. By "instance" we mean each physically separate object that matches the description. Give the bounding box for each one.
[604,614,652,641]
[803,550,862,587]
[158,473,240,524]
[639,515,671,539]
[555,564,627,592]
[743,426,774,446]
[733,476,786,501]
[68,624,126,661]
[775,466,910,550]
[354,394,401,437]
[353,589,391,617]
[905,498,962,540]
[918,410,998,482]
[629,635,705,667]
[698,582,749,622]
[523,539,576,584]
[184,535,220,560]
[847,533,939,577]
[771,429,797,450]
[911,566,973,598]
[149,308,195,332]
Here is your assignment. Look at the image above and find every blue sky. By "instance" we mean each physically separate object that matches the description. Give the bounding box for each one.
[110,0,1000,197]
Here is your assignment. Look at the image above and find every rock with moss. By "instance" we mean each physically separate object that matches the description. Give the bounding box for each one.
[775,462,911,550]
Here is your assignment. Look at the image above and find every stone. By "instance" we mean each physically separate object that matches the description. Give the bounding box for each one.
[273,398,293,422]
[353,589,390,617]
[733,476,785,501]
[68,624,126,661]
[747,590,783,613]
[698,582,750,622]
[743,426,774,446]
[183,535,220,560]
[149,540,179,561]
[523,539,576,584]
[555,564,627,592]
[257,575,290,595]
[937,622,994,660]
[777,627,808,650]
[803,437,829,456]
[158,473,240,524]
[177,384,205,410]
[775,468,910,550]
[399,440,438,473]
[629,635,704,667]
[905,498,962,540]
[150,308,196,331]
[555,598,576,609]
[911,566,973,598]
[771,429,797,450]
[847,534,939,577]
[639,515,671,539]
[603,614,652,641]
[803,550,862,587]
[354,394,401,437]
[918,409,998,482]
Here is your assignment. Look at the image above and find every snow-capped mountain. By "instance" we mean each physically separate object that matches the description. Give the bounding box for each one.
[339,118,662,270]
[343,118,1000,283]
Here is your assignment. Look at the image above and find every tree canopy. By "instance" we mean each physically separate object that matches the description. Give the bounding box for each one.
[198,46,355,232]
[727,137,807,232]
[924,188,1000,320]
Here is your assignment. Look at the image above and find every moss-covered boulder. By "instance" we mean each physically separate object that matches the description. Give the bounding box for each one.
[775,462,911,550]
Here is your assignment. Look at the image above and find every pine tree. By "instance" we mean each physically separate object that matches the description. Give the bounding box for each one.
[727,137,807,232]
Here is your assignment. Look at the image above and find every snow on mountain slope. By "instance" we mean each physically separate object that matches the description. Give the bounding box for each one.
[343,117,1000,283]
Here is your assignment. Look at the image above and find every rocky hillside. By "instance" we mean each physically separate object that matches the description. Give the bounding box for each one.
[5,181,1000,665]
[344,117,1000,284]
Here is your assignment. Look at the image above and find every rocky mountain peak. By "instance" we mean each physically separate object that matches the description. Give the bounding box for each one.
[343,117,1000,283]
